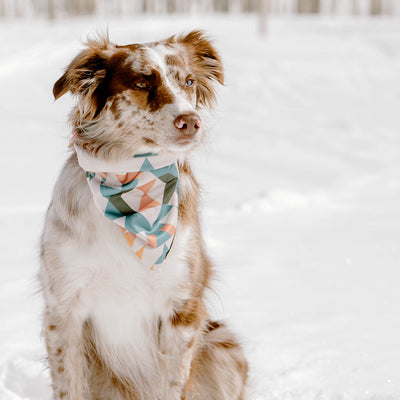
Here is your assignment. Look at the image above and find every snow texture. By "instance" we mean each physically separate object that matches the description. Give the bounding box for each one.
[0,15,400,400]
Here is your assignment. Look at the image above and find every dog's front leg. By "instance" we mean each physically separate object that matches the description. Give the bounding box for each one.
[171,335,197,399]
[44,308,87,400]
[159,319,201,400]
[174,335,199,400]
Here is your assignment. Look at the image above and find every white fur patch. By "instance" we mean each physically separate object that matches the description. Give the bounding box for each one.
[56,208,192,378]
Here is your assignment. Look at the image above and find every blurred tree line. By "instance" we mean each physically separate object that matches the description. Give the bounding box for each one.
[1,0,399,18]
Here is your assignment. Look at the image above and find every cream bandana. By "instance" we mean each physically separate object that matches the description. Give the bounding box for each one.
[75,145,179,269]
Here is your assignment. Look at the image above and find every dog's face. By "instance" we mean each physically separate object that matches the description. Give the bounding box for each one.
[54,31,223,159]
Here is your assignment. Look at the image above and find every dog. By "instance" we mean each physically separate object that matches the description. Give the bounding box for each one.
[40,30,248,400]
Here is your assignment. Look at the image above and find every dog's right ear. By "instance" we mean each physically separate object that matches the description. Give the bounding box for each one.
[53,49,107,100]
[53,37,114,118]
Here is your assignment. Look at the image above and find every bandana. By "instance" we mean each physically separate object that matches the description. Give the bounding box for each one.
[75,145,179,269]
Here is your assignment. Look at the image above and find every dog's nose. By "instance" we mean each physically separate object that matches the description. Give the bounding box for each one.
[174,113,201,136]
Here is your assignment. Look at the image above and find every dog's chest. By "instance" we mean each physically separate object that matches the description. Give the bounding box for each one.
[59,214,192,348]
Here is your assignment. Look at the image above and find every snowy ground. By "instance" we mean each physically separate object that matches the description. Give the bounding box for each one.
[1,14,400,400]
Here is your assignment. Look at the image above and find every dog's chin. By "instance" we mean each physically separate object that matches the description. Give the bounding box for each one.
[140,134,202,156]
[163,138,202,155]
[106,132,202,159]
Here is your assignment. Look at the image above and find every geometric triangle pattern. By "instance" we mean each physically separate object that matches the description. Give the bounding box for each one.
[79,152,179,270]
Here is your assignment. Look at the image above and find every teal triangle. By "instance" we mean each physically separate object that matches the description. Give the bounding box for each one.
[140,158,155,171]
[134,153,157,158]
[100,178,138,197]
[157,204,173,222]
[86,171,95,181]
[153,230,170,246]
[151,164,178,179]
[104,200,123,220]
[125,213,152,234]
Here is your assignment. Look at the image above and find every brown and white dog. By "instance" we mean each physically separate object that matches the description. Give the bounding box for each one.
[40,31,248,400]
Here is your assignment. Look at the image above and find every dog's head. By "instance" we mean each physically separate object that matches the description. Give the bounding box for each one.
[54,31,223,159]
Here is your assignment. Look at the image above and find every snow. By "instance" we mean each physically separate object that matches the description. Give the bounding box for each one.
[1,15,400,400]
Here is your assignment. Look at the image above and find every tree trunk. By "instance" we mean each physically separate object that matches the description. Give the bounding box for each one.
[311,0,320,13]
[47,0,55,19]
[370,0,382,14]
[352,0,359,14]
[167,0,176,13]
[242,0,254,13]
[298,0,320,13]
[0,0,5,17]
[259,0,268,35]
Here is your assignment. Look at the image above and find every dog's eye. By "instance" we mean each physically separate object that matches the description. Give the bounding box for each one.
[135,81,149,90]
[185,79,194,88]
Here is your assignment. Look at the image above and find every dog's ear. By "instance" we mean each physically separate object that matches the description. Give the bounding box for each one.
[53,37,113,118]
[178,30,224,108]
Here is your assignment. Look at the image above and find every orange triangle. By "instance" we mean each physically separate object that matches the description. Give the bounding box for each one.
[139,194,161,212]
[115,171,142,184]
[119,227,136,247]
[123,232,136,247]
[147,234,157,248]
[160,224,176,236]
[135,246,145,260]
[137,179,156,194]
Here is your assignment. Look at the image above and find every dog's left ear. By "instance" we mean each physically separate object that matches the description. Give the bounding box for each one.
[178,30,224,108]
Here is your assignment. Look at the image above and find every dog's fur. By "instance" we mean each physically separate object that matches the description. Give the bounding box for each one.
[40,31,248,400]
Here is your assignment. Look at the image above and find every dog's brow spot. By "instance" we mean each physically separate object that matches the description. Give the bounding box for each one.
[219,339,238,349]
[114,110,121,120]
[206,321,221,332]
[165,54,185,68]
[110,100,122,119]
[49,325,56,331]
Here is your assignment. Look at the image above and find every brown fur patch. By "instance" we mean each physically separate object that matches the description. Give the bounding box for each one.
[108,59,174,113]
[143,137,155,144]
[177,161,199,227]
[109,98,122,120]
[184,324,248,400]
[171,297,204,328]
[165,54,186,69]
[146,69,175,112]
[205,320,221,332]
